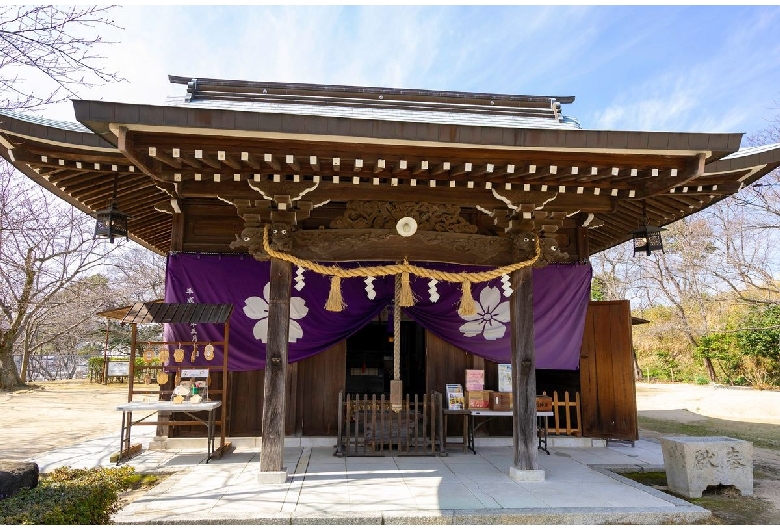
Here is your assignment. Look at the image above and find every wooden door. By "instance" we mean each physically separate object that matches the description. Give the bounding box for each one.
[579,300,638,440]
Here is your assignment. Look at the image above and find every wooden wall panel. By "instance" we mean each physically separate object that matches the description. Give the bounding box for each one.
[181,200,244,253]
[426,330,468,397]
[297,341,346,436]
[579,300,638,440]
[228,370,264,437]
[425,331,508,436]
[610,303,638,437]
[426,331,468,437]
[225,342,346,437]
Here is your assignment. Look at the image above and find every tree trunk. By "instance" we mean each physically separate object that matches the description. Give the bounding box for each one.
[0,338,23,389]
[260,258,291,472]
[511,266,538,471]
[632,348,643,381]
[704,357,717,382]
[20,330,31,384]
[0,249,36,389]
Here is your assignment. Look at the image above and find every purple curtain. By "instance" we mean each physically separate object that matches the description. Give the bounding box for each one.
[404,263,592,368]
[164,254,591,371]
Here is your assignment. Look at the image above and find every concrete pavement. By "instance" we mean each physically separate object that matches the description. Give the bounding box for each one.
[28,431,711,525]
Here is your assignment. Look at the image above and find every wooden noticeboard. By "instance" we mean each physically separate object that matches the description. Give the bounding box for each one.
[107,361,130,377]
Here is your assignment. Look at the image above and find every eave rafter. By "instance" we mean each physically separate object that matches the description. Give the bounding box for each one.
[0,132,172,255]
[4,117,776,259]
[122,130,706,199]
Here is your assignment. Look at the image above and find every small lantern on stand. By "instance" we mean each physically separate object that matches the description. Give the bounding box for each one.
[630,201,665,256]
[94,174,128,243]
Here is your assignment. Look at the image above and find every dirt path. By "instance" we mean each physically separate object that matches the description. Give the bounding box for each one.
[0,380,129,461]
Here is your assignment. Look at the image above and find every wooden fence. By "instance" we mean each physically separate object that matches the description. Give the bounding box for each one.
[542,390,582,436]
[336,392,445,457]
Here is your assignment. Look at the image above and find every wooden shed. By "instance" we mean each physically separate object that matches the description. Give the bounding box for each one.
[2,77,780,474]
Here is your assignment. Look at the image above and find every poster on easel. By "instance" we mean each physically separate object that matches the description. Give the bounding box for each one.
[446,383,464,410]
[465,369,484,391]
[498,364,512,392]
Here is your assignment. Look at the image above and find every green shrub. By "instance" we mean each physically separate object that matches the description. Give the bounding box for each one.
[0,466,137,525]
[694,375,710,385]
[87,356,105,382]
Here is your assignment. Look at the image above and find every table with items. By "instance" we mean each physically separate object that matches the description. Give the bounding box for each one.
[460,410,554,455]
[116,400,222,464]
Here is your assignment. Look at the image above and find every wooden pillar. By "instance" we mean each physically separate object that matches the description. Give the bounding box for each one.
[510,266,538,471]
[576,214,590,261]
[170,211,184,252]
[260,257,291,472]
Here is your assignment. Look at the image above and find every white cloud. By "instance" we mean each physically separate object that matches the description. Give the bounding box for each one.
[26,5,780,139]
[588,7,780,133]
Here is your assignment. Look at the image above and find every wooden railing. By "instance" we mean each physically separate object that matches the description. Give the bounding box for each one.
[542,390,582,436]
[336,392,445,456]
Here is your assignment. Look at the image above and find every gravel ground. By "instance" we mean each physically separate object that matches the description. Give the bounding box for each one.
[2,380,779,460]
[0,380,132,461]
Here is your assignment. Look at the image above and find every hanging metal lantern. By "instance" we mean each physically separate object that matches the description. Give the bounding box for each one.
[630,201,665,256]
[94,175,128,243]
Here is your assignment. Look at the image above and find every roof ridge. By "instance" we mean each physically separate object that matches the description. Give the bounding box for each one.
[168,75,576,107]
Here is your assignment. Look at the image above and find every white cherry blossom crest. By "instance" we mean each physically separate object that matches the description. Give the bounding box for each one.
[458,285,509,341]
[243,283,309,343]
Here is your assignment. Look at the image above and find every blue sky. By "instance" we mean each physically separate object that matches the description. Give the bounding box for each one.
[45,5,780,142]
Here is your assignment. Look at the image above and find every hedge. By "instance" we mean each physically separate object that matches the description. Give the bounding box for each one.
[0,466,139,524]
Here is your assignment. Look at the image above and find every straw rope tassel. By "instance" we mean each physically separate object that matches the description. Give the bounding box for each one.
[398,267,415,307]
[390,273,403,412]
[458,280,477,316]
[325,276,346,312]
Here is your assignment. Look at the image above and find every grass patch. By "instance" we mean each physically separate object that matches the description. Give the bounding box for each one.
[621,471,774,525]
[638,415,780,450]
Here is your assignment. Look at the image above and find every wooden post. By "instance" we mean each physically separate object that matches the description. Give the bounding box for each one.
[102,319,110,385]
[510,266,539,472]
[260,257,291,473]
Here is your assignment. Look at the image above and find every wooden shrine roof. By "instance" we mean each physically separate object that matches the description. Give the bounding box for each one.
[120,302,233,324]
[96,299,164,321]
[1,77,780,257]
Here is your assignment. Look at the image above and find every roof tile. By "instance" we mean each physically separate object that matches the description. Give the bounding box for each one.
[667,132,690,150]
[90,101,115,122]
[480,126,503,145]
[586,131,608,149]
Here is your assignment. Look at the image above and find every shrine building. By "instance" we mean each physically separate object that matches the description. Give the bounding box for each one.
[2,77,779,479]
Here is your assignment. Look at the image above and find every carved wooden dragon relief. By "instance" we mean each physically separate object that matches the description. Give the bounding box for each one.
[329,201,478,233]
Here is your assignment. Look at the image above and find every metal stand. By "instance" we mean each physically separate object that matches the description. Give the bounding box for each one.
[466,410,554,455]
[116,401,222,465]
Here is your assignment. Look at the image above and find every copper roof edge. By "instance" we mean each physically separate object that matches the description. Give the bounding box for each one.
[69,100,744,156]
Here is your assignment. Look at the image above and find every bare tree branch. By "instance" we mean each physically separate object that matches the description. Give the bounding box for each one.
[0,5,123,110]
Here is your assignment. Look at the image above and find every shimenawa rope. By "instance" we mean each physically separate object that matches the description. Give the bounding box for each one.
[261,225,540,316]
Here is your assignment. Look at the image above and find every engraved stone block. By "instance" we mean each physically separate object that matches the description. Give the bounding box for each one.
[660,436,752,498]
